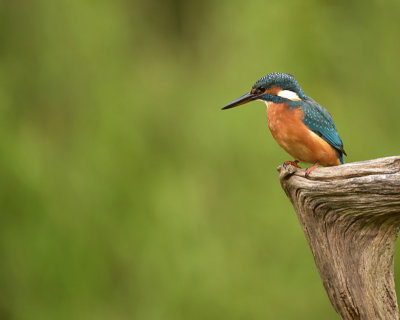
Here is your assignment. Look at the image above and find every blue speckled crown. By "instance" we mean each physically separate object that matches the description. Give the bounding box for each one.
[253,73,306,99]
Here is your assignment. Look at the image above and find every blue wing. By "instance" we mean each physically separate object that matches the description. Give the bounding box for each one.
[296,98,346,163]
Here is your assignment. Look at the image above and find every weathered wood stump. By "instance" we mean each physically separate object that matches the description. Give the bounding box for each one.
[278,156,400,320]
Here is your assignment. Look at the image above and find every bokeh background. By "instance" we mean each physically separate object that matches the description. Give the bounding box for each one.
[1,0,400,319]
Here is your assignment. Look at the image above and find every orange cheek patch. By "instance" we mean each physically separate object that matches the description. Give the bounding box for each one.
[266,85,281,95]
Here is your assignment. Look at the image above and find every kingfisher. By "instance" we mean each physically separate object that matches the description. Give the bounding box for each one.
[221,72,346,176]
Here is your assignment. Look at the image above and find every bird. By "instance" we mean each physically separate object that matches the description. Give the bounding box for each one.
[221,72,346,176]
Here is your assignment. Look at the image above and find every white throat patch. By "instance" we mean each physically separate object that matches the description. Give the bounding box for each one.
[257,99,271,107]
[277,90,301,101]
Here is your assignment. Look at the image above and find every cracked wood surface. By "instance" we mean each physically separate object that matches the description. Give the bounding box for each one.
[278,156,400,320]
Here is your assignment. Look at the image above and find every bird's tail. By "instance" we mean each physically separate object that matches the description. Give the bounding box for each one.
[338,151,345,164]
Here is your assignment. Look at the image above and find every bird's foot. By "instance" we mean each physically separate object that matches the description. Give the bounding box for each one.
[283,160,301,169]
[305,162,320,177]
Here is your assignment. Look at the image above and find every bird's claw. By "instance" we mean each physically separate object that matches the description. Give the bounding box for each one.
[305,162,320,177]
[283,160,301,169]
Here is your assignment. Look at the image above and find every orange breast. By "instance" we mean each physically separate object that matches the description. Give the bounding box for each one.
[266,103,340,166]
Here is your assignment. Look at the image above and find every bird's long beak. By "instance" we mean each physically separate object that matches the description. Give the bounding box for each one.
[221,91,257,110]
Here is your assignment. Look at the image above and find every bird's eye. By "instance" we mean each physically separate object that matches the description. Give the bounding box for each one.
[256,87,266,94]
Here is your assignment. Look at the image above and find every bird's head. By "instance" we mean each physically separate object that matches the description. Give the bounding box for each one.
[221,72,306,110]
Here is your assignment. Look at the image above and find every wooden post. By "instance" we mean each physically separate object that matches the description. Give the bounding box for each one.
[278,156,400,320]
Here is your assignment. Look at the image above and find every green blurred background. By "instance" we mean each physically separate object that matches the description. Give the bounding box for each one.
[1,0,400,319]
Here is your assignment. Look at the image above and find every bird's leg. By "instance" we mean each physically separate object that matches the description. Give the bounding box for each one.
[305,161,320,177]
[283,160,301,169]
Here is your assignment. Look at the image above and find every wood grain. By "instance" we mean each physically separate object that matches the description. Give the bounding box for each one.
[278,156,400,320]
